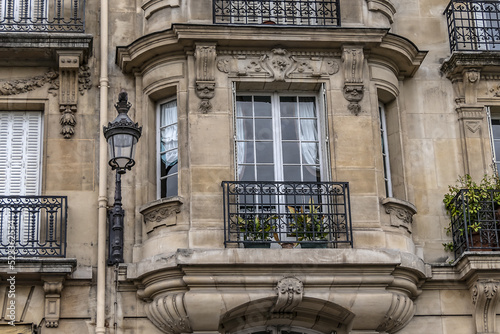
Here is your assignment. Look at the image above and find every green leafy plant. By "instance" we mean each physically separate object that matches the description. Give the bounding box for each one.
[288,199,328,242]
[237,214,276,241]
[442,174,500,251]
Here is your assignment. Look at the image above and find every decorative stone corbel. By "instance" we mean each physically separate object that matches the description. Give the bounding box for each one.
[342,47,364,115]
[195,43,217,113]
[381,198,417,233]
[463,68,481,105]
[470,279,500,334]
[57,51,84,138]
[42,276,65,328]
[271,276,303,315]
[376,293,415,333]
[145,292,192,334]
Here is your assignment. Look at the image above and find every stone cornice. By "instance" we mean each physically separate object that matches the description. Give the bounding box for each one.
[440,51,500,79]
[116,24,427,77]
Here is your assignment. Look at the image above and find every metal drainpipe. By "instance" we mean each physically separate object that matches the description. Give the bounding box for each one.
[96,0,109,331]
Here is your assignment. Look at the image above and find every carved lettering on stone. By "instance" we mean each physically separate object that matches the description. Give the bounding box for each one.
[471,279,500,334]
[195,43,217,113]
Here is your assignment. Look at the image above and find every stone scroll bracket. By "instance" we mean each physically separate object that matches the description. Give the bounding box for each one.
[342,46,365,115]
[57,50,92,139]
[271,276,304,316]
[470,278,500,334]
[194,43,217,113]
[42,275,65,328]
[381,198,417,233]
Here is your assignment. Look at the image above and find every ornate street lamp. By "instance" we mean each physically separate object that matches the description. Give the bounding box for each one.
[103,90,142,265]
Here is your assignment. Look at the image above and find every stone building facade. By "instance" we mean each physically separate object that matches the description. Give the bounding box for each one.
[0,0,500,333]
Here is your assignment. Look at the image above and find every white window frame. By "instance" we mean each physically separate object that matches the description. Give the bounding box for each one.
[156,98,179,199]
[379,102,393,198]
[488,107,500,174]
[234,91,329,183]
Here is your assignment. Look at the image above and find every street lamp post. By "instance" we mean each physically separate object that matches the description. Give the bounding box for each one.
[103,90,142,265]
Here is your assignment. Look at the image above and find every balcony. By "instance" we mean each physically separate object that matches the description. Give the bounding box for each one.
[0,0,85,33]
[222,181,352,248]
[445,0,500,51]
[447,189,500,258]
[0,196,67,257]
[213,0,340,27]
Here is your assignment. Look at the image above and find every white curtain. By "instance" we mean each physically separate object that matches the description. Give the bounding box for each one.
[299,101,319,169]
[236,103,246,180]
[160,101,178,167]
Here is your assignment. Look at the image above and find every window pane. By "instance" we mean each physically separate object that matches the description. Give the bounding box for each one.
[280,96,297,117]
[236,96,253,117]
[254,96,272,116]
[255,118,273,140]
[283,165,301,181]
[161,174,178,198]
[281,118,298,140]
[160,124,178,151]
[303,165,321,182]
[160,101,177,127]
[239,165,255,181]
[302,142,319,165]
[160,151,178,177]
[299,96,316,117]
[256,165,274,180]
[256,142,274,163]
[282,142,300,164]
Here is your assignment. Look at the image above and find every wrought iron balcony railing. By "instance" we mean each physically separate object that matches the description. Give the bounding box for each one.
[213,0,340,27]
[447,189,500,258]
[222,181,353,248]
[0,196,68,257]
[0,0,85,33]
[445,0,500,51]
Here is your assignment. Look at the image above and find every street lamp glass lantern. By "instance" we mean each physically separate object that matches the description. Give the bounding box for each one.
[103,91,142,174]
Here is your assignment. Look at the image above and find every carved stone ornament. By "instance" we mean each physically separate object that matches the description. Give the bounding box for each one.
[216,48,340,80]
[140,197,183,234]
[195,43,217,113]
[376,293,415,333]
[366,0,396,24]
[343,84,364,116]
[271,277,304,315]
[0,70,58,95]
[42,276,65,328]
[470,279,500,334]
[145,292,192,334]
[381,198,417,233]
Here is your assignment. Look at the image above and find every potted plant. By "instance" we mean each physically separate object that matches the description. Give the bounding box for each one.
[443,174,500,252]
[288,199,329,248]
[237,214,276,248]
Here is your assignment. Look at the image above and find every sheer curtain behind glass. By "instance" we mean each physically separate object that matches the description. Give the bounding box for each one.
[159,100,178,198]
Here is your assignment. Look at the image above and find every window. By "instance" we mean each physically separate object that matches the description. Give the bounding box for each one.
[489,111,500,173]
[0,111,42,196]
[235,94,326,182]
[379,102,393,197]
[0,111,43,247]
[157,99,178,198]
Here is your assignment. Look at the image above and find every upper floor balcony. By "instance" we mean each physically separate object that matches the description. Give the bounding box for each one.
[213,0,340,27]
[447,189,500,258]
[445,0,500,51]
[0,0,85,33]
[222,181,353,248]
[0,196,67,257]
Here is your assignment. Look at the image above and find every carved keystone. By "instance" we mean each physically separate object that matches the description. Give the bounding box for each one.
[271,276,304,315]
[470,279,500,334]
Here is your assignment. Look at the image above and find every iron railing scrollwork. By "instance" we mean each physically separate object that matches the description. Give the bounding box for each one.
[0,196,68,257]
[222,181,353,248]
[0,0,85,33]
[448,189,500,258]
[213,0,340,27]
[445,0,500,51]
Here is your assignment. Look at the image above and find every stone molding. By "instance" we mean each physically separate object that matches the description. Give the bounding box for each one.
[271,276,304,314]
[366,0,396,24]
[195,43,217,113]
[139,197,183,234]
[216,48,340,80]
[142,0,180,19]
[470,278,500,334]
[381,197,417,233]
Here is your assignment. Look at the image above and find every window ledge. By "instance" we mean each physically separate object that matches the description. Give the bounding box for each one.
[139,197,184,233]
[0,258,76,278]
